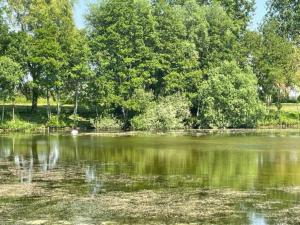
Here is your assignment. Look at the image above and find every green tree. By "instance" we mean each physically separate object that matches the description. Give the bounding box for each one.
[152,0,200,96]
[67,30,93,117]
[0,2,10,56]
[266,0,300,44]
[87,0,158,126]
[6,0,75,113]
[165,0,255,29]
[197,61,263,128]
[0,56,23,121]
[245,21,299,110]
[200,5,242,69]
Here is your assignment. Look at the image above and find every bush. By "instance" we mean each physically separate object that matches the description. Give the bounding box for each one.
[197,61,265,128]
[90,116,122,130]
[46,115,66,128]
[0,118,37,131]
[131,94,191,131]
[68,114,86,127]
[258,109,300,127]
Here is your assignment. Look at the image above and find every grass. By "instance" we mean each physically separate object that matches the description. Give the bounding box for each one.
[0,100,93,132]
[258,103,300,128]
[269,103,300,113]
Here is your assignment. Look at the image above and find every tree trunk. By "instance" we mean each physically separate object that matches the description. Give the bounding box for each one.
[1,100,5,122]
[46,89,51,119]
[95,105,99,118]
[12,100,15,121]
[31,86,39,112]
[297,100,300,128]
[31,136,39,164]
[73,87,78,116]
[196,103,200,117]
[56,91,61,117]
[121,107,126,121]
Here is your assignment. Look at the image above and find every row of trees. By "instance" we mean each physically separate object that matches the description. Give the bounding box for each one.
[0,0,299,129]
[0,0,92,120]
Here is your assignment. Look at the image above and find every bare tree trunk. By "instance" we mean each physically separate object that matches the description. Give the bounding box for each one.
[196,103,200,117]
[277,88,282,128]
[73,87,78,116]
[56,91,61,117]
[121,107,128,129]
[12,100,15,121]
[95,105,99,118]
[31,86,38,112]
[121,107,126,121]
[46,89,51,119]
[297,102,299,129]
[1,100,5,122]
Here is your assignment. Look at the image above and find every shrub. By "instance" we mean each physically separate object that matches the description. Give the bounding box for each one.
[46,115,66,128]
[90,116,122,130]
[68,114,89,127]
[258,109,300,127]
[197,61,265,128]
[131,94,191,131]
[0,118,37,131]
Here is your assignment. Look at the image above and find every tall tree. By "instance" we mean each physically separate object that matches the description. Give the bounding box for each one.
[162,0,255,28]
[266,0,300,44]
[87,0,158,125]
[0,56,23,121]
[197,0,255,30]
[152,0,200,96]
[67,30,93,117]
[0,1,10,55]
[6,0,75,113]
[245,21,299,109]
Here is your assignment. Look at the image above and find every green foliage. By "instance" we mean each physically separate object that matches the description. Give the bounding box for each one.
[153,0,200,95]
[245,21,299,109]
[46,115,66,128]
[131,94,191,131]
[197,61,264,128]
[0,0,298,131]
[0,56,23,102]
[201,5,240,69]
[68,114,86,128]
[198,0,255,30]
[267,0,300,44]
[123,89,154,114]
[87,0,158,118]
[259,109,300,128]
[91,116,122,131]
[6,0,76,112]
[0,5,10,55]
[67,30,93,115]
[0,117,37,131]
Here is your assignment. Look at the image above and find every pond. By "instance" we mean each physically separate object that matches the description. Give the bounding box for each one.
[1,131,300,224]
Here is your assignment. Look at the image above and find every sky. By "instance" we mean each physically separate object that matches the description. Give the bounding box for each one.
[74,0,267,30]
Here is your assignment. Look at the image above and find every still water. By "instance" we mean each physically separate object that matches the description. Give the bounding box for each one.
[1,132,300,224]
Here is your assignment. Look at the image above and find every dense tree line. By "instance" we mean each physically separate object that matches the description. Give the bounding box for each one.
[0,0,299,130]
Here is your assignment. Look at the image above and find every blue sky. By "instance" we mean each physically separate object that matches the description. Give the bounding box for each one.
[74,0,267,30]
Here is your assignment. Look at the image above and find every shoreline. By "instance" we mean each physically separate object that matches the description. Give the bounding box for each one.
[1,127,300,136]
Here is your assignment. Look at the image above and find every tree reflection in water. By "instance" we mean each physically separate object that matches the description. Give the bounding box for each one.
[1,133,300,224]
[85,165,104,195]
[14,154,33,183]
[8,135,61,184]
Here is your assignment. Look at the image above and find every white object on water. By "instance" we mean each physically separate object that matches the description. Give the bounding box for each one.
[71,129,78,136]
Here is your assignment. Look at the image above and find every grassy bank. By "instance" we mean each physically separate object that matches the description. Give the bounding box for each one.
[0,103,93,132]
[1,102,300,132]
[259,103,300,128]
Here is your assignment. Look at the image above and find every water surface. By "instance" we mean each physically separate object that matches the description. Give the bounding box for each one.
[1,132,300,224]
